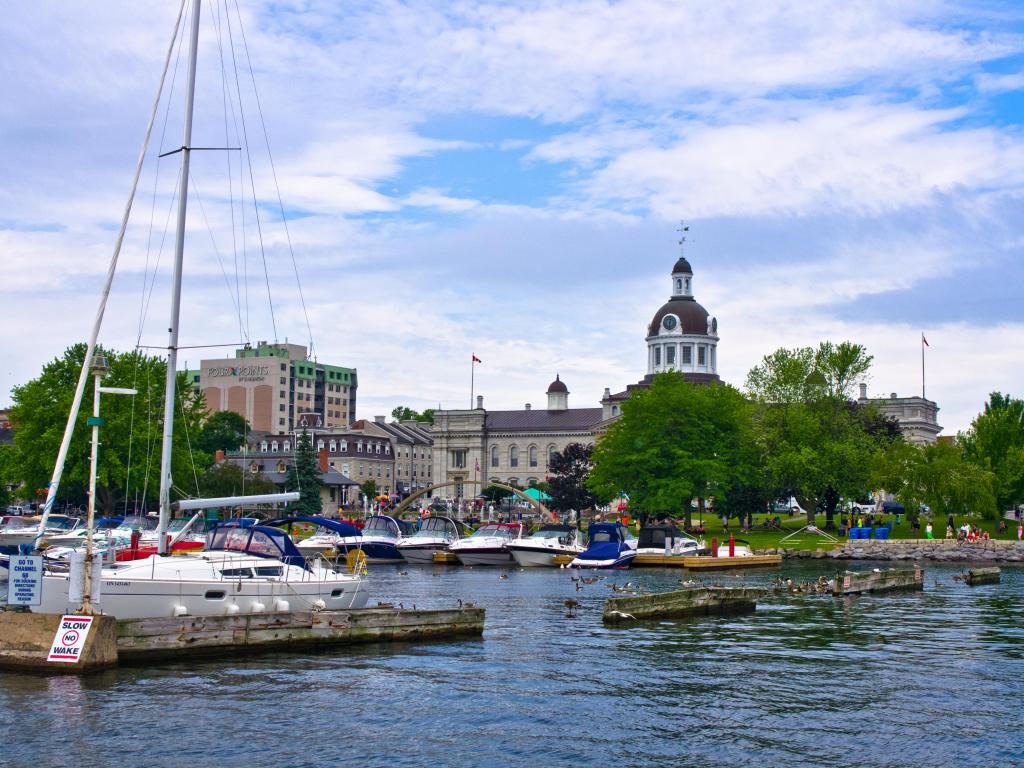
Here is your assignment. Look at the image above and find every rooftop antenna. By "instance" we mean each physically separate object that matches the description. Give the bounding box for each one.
[676,220,690,255]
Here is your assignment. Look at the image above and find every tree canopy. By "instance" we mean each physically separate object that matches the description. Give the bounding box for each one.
[960,392,1024,512]
[195,410,250,455]
[390,406,435,424]
[548,442,598,513]
[284,428,325,515]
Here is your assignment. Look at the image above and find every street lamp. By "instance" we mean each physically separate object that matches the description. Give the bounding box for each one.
[80,353,137,616]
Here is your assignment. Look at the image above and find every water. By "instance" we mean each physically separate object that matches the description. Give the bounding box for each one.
[2,562,1022,768]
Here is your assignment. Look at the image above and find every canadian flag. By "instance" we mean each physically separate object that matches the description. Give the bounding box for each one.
[472,354,482,363]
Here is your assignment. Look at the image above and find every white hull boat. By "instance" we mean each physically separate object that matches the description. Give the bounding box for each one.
[449,522,522,566]
[397,516,469,564]
[508,524,584,567]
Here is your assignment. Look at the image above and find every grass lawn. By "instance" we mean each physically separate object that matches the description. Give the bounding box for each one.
[643,512,1021,552]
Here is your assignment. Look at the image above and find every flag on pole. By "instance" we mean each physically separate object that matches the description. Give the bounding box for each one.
[472,354,482,363]
[475,458,480,472]
[922,334,929,347]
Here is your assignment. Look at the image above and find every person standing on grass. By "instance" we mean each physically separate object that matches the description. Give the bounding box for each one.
[1018,522,1022,542]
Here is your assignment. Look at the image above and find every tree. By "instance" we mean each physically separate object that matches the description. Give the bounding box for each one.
[359,479,378,501]
[0,444,19,508]
[745,341,884,529]
[480,484,509,502]
[199,462,276,499]
[589,373,753,525]
[284,429,324,515]
[878,441,998,520]
[961,392,1024,512]
[8,344,208,509]
[195,411,249,456]
[548,443,598,514]
[390,406,435,424]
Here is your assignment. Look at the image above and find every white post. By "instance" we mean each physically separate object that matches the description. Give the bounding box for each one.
[80,366,103,615]
[157,0,202,555]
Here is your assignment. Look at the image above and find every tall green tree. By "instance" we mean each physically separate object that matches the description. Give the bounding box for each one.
[390,406,435,424]
[548,443,598,514]
[8,344,208,509]
[195,411,249,455]
[745,341,885,529]
[199,462,277,499]
[0,444,19,507]
[961,392,1024,512]
[589,373,752,525]
[284,429,324,515]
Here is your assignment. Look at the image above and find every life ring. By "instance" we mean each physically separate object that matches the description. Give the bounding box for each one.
[346,549,368,574]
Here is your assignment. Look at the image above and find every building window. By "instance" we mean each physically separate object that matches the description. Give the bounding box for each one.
[280,377,286,385]
[491,446,499,468]
[279,404,285,412]
[260,441,268,452]
[548,445,557,464]
[451,449,468,469]
[283,441,290,452]
[698,346,706,366]
[666,345,676,366]
[280,363,286,371]
[342,463,350,476]
[710,347,715,370]
[277,461,286,474]
[250,461,260,474]
[612,405,619,415]
[385,445,390,455]
[316,440,324,451]
[654,346,661,366]
[682,345,692,365]
[271,441,279,452]
[510,446,519,468]
[676,278,682,291]
[375,443,381,454]
[341,440,348,452]
[529,445,538,467]
[279,418,285,426]
[329,440,337,452]
[357,442,363,453]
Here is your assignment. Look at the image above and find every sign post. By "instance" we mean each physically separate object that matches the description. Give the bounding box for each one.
[47,615,95,664]
[6,554,43,606]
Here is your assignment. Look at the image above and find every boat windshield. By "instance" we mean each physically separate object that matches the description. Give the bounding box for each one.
[167,517,207,533]
[470,525,514,540]
[364,517,398,536]
[530,529,568,539]
[47,516,80,531]
[119,516,159,531]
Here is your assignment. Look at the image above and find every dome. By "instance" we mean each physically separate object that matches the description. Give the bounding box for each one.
[546,374,568,393]
[648,297,710,337]
[672,256,692,274]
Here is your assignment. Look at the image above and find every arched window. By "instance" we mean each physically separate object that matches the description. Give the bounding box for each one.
[259,441,268,453]
[249,461,260,474]
[276,461,286,474]
[329,440,337,452]
[676,278,682,291]
[317,439,325,451]
[612,405,619,415]
[685,278,690,292]
[529,445,538,467]
[341,440,348,451]
[271,440,279,452]
[491,445,499,468]
[283,441,290,452]
[385,444,390,455]
[375,443,381,454]
[510,446,519,468]
[547,444,557,464]
[357,441,363,453]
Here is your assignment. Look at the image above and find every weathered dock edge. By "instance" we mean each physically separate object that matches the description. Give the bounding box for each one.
[831,567,923,596]
[0,612,119,673]
[603,587,763,624]
[965,567,1001,586]
[116,606,485,662]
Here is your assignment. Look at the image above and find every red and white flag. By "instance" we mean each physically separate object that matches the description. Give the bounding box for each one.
[922,333,929,347]
[472,354,482,363]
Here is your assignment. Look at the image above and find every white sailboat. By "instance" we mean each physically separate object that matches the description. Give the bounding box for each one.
[32,0,368,618]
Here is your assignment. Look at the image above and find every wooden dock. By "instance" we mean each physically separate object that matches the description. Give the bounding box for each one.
[603,586,763,624]
[679,554,783,570]
[965,566,1001,586]
[831,567,923,596]
[432,551,459,564]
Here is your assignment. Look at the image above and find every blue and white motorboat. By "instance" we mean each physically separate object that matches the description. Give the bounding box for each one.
[353,515,416,564]
[396,515,469,564]
[268,516,362,559]
[569,522,637,569]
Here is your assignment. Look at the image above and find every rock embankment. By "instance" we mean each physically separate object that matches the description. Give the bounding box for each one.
[755,539,1024,562]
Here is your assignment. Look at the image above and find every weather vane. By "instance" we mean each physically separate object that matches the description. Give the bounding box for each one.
[676,220,690,255]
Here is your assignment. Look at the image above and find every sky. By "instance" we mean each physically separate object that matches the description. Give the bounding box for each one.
[1,0,1022,435]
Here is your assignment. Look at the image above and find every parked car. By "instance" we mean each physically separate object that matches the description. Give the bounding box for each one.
[5,505,30,516]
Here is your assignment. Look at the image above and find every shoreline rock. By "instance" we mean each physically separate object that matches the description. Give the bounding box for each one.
[756,540,1024,562]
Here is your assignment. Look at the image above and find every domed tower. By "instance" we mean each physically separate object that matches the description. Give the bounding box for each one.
[645,254,720,383]
[546,375,569,411]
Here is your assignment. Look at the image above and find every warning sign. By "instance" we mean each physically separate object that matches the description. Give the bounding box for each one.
[6,554,43,606]
[47,615,95,664]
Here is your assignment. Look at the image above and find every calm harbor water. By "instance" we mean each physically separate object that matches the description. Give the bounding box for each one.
[2,562,1022,768]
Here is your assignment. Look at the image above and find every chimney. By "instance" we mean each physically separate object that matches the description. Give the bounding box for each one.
[374,415,385,423]
[603,387,611,400]
[890,392,898,400]
[525,403,532,411]
[215,449,225,464]
[318,448,328,473]
[858,383,867,400]
[476,395,484,409]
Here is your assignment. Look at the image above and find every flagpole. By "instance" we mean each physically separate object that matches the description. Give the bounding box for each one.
[921,333,926,399]
[470,355,474,409]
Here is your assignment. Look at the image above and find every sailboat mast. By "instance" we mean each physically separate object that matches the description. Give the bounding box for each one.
[158,0,202,555]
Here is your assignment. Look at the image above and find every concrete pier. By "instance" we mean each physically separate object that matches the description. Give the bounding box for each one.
[0,606,484,672]
[965,567,1001,586]
[831,567,923,596]
[0,612,118,674]
[603,586,762,624]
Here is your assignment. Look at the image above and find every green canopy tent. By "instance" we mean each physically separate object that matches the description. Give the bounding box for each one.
[522,487,552,502]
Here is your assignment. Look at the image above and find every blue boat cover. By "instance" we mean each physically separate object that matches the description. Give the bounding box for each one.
[262,516,362,538]
[206,524,310,570]
[578,522,630,561]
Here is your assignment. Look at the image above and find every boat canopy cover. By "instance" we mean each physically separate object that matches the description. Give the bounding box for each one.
[537,524,575,534]
[206,524,308,569]
[263,516,362,538]
[578,522,630,561]
[637,524,682,548]
[95,517,125,528]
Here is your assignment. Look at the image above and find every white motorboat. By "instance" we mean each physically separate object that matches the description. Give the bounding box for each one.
[448,522,523,566]
[352,515,415,564]
[508,524,584,567]
[633,524,701,557]
[35,521,367,618]
[397,516,468,564]
[570,522,637,569]
[0,515,82,552]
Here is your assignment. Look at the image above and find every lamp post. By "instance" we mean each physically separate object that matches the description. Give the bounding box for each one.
[80,352,137,616]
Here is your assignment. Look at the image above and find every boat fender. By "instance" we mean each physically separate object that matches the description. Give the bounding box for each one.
[274,599,290,613]
[173,605,188,617]
[225,603,240,615]
[312,598,326,611]
[251,601,266,613]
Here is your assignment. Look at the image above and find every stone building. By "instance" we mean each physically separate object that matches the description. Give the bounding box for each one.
[189,341,357,433]
[428,251,721,498]
[857,383,942,445]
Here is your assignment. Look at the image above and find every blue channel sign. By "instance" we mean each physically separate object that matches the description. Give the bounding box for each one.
[7,554,43,606]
